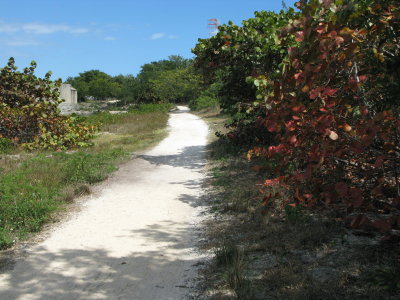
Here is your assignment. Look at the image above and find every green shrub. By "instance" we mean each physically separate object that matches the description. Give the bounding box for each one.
[58,149,126,184]
[0,138,14,154]
[130,103,173,113]
[189,95,219,110]
[0,228,13,249]
[284,204,311,224]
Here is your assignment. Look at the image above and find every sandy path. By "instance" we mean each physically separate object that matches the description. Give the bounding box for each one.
[0,106,208,300]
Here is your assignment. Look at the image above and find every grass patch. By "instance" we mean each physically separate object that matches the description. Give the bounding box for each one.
[0,104,170,249]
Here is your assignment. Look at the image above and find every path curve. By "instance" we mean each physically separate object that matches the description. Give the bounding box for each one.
[0,106,208,300]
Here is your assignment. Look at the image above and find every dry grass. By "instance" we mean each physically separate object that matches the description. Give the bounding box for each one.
[197,115,400,300]
[90,112,168,153]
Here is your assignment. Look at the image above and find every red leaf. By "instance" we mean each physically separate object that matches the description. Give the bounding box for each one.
[329,130,339,140]
[323,88,338,97]
[359,75,368,82]
[335,36,345,45]
[374,156,384,168]
[288,135,297,144]
[310,89,320,99]
[371,186,383,196]
[265,120,278,132]
[322,0,333,7]
[335,182,348,197]
[343,123,352,132]
[285,120,296,131]
[328,30,338,38]
[295,31,304,42]
[350,142,364,154]
[361,106,369,116]
[292,106,303,112]
[316,25,326,34]
[350,215,370,229]
[372,220,391,232]
[350,188,363,208]
[262,193,272,206]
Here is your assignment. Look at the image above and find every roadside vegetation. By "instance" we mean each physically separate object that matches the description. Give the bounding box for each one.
[193,0,400,298]
[65,55,220,110]
[0,103,170,249]
[198,112,398,299]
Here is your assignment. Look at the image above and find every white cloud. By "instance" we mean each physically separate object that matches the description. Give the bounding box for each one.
[22,23,89,35]
[6,39,40,46]
[150,33,165,40]
[0,20,89,35]
[150,33,178,40]
[104,36,116,41]
[0,37,40,47]
[69,27,89,34]
[0,23,19,33]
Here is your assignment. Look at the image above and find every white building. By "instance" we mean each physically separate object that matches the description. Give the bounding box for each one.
[59,83,78,114]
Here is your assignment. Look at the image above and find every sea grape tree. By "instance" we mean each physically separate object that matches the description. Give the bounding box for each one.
[0,58,96,150]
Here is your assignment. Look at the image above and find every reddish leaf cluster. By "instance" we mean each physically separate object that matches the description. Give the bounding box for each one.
[250,1,400,232]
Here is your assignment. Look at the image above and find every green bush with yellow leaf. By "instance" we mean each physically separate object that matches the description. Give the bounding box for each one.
[0,58,96,150]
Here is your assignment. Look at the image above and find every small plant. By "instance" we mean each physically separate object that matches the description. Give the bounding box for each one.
[0,228,13,249]
[367,266,400,292]
[215,242,254,298]
[284,204,311,224]
[0,138,14,154]
[215,242,241,267]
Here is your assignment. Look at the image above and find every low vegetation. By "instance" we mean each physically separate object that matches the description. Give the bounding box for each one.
[193,1,399,298]
[198,112,399,299]
[0,58,96,150]
[0,104,170,249]
[66,55,220,110]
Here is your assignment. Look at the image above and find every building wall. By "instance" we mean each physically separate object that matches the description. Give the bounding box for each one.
[59,83,78,114]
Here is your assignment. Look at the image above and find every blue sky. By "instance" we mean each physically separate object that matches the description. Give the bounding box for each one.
[0,0,295,81]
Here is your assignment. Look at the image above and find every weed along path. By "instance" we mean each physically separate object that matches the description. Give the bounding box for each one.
[0,106,209,299]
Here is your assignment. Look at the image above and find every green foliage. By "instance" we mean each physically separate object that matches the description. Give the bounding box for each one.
[0,58,96,150]
[195,0,400,232]
[193,9,298,112]
[0,101,169,249]
[190,95,219,110]
[367,266,400,292]
[59,150,125,184]
[0,228,13,249]
[0,148,126,248]
[67,55,204,105]
[149,67,202,103]
[189,82,221,110]
[129,103,173,113]
[66,70,121,101]
[284,204,311,224]
[0,138,14,154]
[0,160,59,235]
[137,55,202,103]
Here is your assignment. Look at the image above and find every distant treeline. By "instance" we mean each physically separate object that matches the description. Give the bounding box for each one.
[66,55,219,110]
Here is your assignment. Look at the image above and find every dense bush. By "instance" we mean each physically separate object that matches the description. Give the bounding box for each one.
[0,58,96,150]
[195,0,400,232]
[193,9,297,112]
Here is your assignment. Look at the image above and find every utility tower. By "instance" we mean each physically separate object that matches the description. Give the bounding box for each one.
[208,18,219,37]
